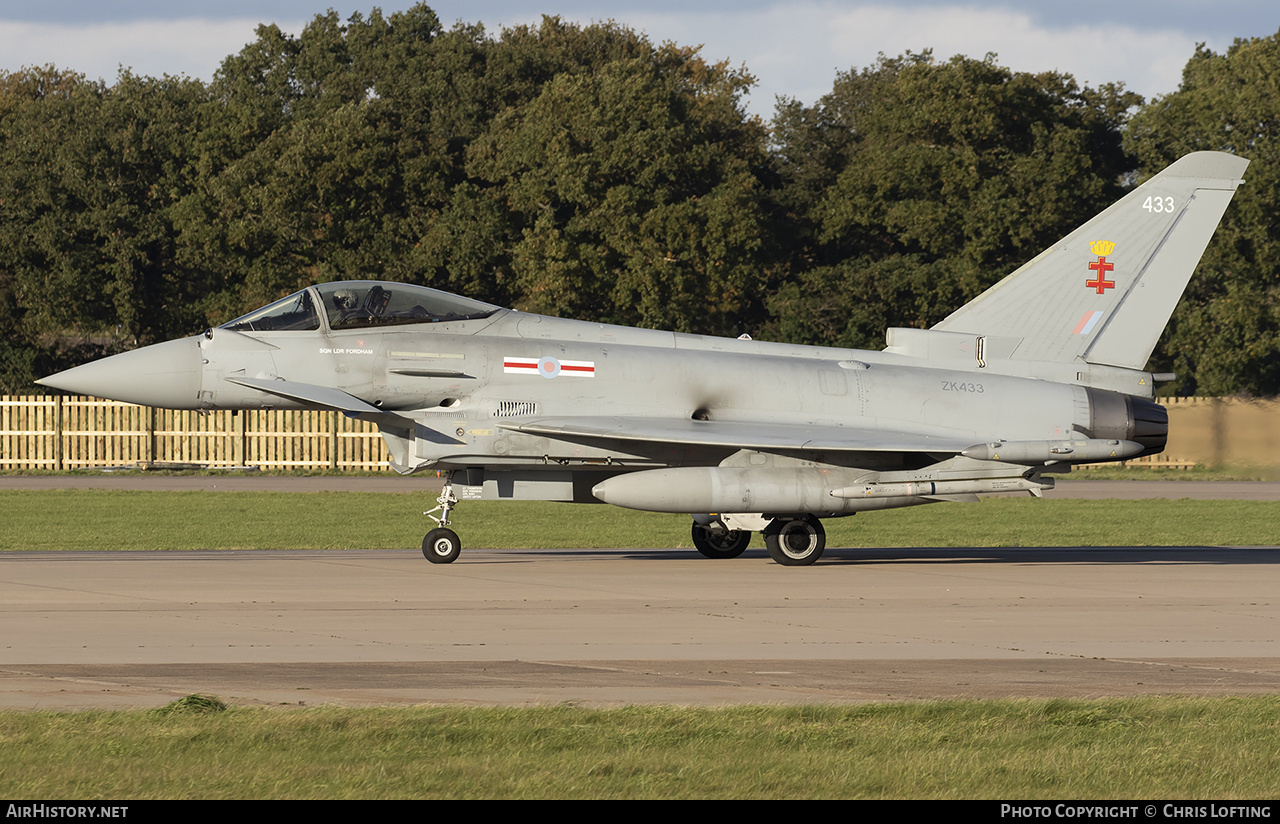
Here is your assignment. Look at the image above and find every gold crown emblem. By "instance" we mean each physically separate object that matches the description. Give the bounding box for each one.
[1089,240,1116,256]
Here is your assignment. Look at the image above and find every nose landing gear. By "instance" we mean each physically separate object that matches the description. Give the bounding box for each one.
[422,472,461,564]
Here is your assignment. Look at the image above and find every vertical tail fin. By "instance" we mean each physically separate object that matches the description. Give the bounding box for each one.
[931,151,1248,370]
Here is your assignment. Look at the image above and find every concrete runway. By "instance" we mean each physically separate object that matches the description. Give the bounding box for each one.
[2,477,1277,709]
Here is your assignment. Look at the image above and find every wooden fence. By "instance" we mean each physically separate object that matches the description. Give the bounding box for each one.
[0,396,390,471]
[1151,395,1280,469]
[1067,395,1279,472]
[1,394,1277,472]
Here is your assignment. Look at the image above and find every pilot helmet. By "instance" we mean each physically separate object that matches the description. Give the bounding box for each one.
[333,289,358,312]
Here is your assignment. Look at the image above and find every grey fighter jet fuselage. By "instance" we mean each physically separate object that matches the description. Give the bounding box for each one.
[38,152,1250,565]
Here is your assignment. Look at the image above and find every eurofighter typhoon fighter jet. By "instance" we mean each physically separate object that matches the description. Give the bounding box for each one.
[39,152,1248,565]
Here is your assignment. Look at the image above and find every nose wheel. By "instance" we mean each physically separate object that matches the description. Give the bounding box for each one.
[423,472,462,564]
[423,527,462,563]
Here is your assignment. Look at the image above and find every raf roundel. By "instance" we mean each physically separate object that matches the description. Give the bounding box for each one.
[503,356,596,378]
[537,356,561,379]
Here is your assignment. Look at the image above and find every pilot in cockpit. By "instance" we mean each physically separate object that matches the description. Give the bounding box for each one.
[332,288,360,318]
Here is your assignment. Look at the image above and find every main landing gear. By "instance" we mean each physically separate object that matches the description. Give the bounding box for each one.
[422,472,461,564]
[763,516,826,566]
[691,522,751,559]
[691,515,827,565]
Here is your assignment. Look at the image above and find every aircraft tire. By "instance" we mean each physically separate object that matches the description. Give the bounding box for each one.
[423,528,462,564]
[691,523,750,558]
[764,517,825,566]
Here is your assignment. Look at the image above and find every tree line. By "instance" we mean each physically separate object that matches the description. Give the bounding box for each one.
[1,4,1276,396]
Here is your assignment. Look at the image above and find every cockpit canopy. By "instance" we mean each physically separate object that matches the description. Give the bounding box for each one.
[221,281,502,333]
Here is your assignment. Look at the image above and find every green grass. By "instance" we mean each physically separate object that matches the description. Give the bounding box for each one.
[0,490,1276,551]
[2,698,1278,798]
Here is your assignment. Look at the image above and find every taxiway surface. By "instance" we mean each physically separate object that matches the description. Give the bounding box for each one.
[3,477,1277,708]
[4,542,1278,709]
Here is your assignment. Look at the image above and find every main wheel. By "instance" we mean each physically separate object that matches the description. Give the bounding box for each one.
[764,517,825,566]
[691,523,751,559]
[423,527,462,564]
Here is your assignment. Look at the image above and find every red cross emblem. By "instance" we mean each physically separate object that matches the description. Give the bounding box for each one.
[1086,256,1115,294]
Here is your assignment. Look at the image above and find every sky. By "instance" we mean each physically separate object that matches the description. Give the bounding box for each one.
[1,1,1276,119]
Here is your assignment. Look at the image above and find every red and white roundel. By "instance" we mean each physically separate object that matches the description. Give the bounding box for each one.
[503,356,596,378]
[537,356,561,378]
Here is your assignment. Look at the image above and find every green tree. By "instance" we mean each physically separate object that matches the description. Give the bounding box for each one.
[0,67,208,391]
[176,7,454,321]
[767,52,1138,349]
[91,72,210,341]
[1126,34,1280,396]
[467,22,770,334]
[0,68,112,340]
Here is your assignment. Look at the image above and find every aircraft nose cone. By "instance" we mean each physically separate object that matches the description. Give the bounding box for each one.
[36,336,203,408]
